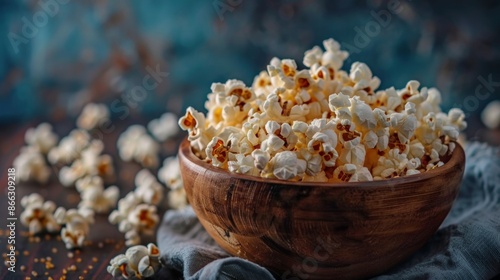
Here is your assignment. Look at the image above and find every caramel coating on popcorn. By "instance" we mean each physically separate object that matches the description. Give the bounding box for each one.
[180,38,467,182]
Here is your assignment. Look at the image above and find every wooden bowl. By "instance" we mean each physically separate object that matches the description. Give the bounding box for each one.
[178,139,465,280]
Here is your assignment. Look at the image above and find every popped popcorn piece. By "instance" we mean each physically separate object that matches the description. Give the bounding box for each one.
[147,112,180,141]
[338,137,366,166]
[447,108,467,132]
[481,100,500,129]
[303,38,349,73]
[58,140,114,187]
[75,175,104,193]
[158,156,183,190]
[168,187,188,210]
[78,185,119,214]
[348,165,374,182]
[117,125,160,168]
[349,62,381,97]
[134,169,164,206]
[205,137,230,168]
[331,164,357,182]
[24,123,58,154]
[390,108,418,144]
[252,149,271,171]
[13,146,51,184]
[54,207,94,249]
[109,193,142,233]
[157,157,189,209]
[48,129,91,165]
[124,204,159,246]
[178,107,208,141]
[20,194,60,234]
[76,103,110,131]
[107,243,162,279]
[228,154,259,176]
[372,149,414,179]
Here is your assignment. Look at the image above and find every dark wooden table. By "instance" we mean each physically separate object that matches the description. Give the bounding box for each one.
[0,120,183,280]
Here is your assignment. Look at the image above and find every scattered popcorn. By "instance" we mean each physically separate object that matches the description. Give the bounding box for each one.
[20,194,60,234]
[76,103,110,131]
[481,100,500,129]
[168,187,188,210]
[110,199,159,246]
[180,38,467,182]
[134,169,164,206]
[13,146,51,184]
[109,193,141,233]
[48,129,91,165]
[24,123,58,154]
[79,184,119,214]
[58,140,115,186]
[126,204,159,244]
[147,112,180,141]
[117,125,160,168]
[158,156,189,209]
[54,207,95,249]
[75,175,104,192]
[107,243,162,279]
[158,156,182,190]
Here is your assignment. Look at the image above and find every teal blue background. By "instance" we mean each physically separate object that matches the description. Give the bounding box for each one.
[1,0,499,134]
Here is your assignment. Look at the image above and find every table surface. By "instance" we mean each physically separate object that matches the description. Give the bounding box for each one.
[0,120,184,280]
[0,118,498,280]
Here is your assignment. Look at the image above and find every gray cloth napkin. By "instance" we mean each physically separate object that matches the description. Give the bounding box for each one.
[157,142,500,280]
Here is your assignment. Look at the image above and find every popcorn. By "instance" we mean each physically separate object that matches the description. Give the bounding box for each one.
[109,193,141,233]
[107,243,162,279]
[148,112,180,141]
[48,129,91,165]
[134,169,164,206]
[372,149,417,179]
[158,156,183,190]
[117,125,160,168]
[109,191,161,245]
[338,137,366,166]
[268,58,297,89]
[125,204,159,246]
[13,146,51,184]
[76,103,110,131]
[181,38,467,182]
[168,187,188,210]
[79,184,119,214]
[252,149,271,171]
[268,151,306,180]
[390,109,418,144]
[54,207,94,249]
[350,97,376,130]
[24,123,58,154]
[20,194,60,234]
[179,107,208,141]
[481,100,500,129]
[349,62,380,95]
[205,137,230,168]
[303,38,349,73]
[228,154,259,176]
[58,140,114,187]
[75,175,104,192]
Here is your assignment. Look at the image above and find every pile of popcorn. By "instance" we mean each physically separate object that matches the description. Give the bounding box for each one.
[13,103,187,254]
[179,38,467,182]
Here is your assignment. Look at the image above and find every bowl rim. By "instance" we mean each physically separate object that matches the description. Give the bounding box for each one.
[179,138,465,189]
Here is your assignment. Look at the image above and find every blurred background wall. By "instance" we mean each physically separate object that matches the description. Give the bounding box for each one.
[1,0,499,138]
